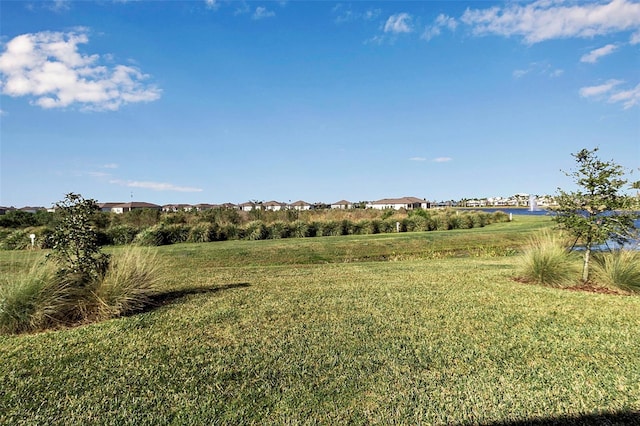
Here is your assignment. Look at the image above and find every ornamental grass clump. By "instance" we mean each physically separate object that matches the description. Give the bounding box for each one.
[0,194,162,335]
[592,250,640,293]
[518,230,578,287]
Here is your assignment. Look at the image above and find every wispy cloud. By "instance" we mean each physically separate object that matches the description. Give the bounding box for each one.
[110,179,203,192]
[333,4,381,24]
[579,79,624,97]
[409,157,426,161]
[422,14,457,41]
[252,6,275,20]
[204,0,219,10]
[102,163,119,169]
[0,30,161,111]
[608,83,640,109]
[384,13,413,34]
[513,62,563,79]
[433,157,452,163]
[461,0,640,44]
[579,79,639,108]
[580,44,618,63]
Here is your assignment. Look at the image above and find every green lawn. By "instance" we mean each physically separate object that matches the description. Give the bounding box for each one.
[1,216,639,424]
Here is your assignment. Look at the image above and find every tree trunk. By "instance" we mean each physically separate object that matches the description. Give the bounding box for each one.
[582,245,591,283]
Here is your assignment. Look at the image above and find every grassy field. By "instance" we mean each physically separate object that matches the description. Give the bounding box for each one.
[1,216,639,425]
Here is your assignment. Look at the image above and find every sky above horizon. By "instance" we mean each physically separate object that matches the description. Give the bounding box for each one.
[1,0,639,207]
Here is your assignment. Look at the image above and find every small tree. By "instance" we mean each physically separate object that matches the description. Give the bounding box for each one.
[48,193,110,281]
[553,148,639,282]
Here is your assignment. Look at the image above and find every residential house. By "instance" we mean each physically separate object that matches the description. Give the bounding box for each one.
[263,201,286,211]
[110,202,161,214]
[99,202,125,213]
[239,201,261,212]
[19,206,46,214]
[367,197,430,210]
[331,200,353,209]
[289,200,311,211]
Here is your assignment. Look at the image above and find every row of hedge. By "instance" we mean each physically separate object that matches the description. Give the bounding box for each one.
[1,211,509,249]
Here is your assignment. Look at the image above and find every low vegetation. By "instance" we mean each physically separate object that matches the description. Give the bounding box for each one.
[1,206,510,249]
[1,216,639,424]
[0,194,161,334]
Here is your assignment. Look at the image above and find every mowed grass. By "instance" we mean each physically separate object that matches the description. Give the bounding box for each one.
[1,216,639,424]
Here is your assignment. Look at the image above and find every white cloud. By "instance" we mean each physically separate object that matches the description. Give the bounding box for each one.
[409,157,427,161]
[579,79,639,108]
[333,4,380,24]
[512,62,563,79]
[252,6,275,20]
[580,44,618,63]
[630,31,640,44]
[384,13,413,34]
[461,0,640,44]
[433,157,452,163]
[513,69,529,79]
[579,79,624,97]
[110,179,203,192]
[0,30,161,111]
[102,163,118,169]
[204,0,219,10]
[607,82,640,108]
[422,14,458,41]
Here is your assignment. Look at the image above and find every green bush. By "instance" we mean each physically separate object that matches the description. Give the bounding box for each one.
[218,223,240,241]
[107,224,139,246]
[289,220,309,238]
[0,248,161,334]
[187,223,217,243]
[268,221,290,239]
[592,250,640,292]
[244,221,268,240]
[319,221,343,237]
[518,231,578,287]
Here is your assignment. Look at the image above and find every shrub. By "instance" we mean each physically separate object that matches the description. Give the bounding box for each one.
[134,225,166,246]
[318,220,343,237]
[107,224,139,245]
[244,221,268,240]
[289,220,309,238]
[93,247,161,318]
[219,223,240,241]
[187,223,217,243]
[0,248,161,334]
[1,229,31,250]
[518,231,578,287]
[268,221,290,239]
[592,250,640,292]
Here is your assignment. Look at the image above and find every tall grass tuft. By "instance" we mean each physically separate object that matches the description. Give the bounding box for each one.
[592,250,640,292]
[0,248,161,334]
[518,230,578,287]
[94,247,161,319]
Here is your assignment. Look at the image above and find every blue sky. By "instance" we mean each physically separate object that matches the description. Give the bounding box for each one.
[1,0,639,207]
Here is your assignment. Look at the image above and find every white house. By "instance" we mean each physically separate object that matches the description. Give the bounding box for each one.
[331,200,353,209]
[289,200,311,211]
[367,197,430,210]
[263,201,286,211]
[109,202,161,214]
[239,201,261,212]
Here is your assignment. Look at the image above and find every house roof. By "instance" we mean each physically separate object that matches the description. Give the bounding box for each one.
[263,200,286,207]
[99,202,125,208]
[370,197,427,205]
[331,200,352,205]
[114,202,161,209]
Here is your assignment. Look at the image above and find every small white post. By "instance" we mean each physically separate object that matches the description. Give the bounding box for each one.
[396,221,400,232]
[29,234,36,248]
[509,213,513,222]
